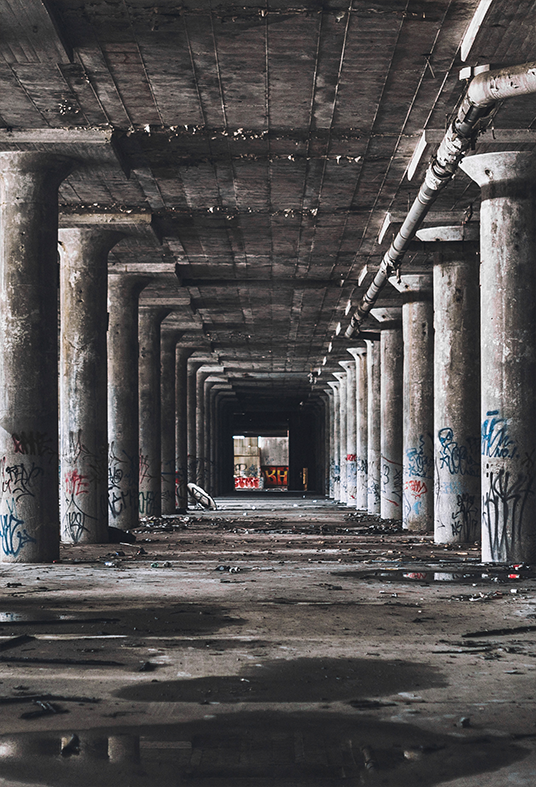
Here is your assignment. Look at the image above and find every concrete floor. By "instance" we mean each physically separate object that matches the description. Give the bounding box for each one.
[0,494,535,786]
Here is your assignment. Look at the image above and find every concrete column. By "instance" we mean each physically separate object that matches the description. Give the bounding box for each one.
[207,383,225,492]
[333,372,348,503]
[138,306,169,519]
[390,274,434,531]
[327,381,340,500]
[371,308,403,521]
[160,329,182,515]
[0,152,73,562]
[365,339,381,514]
[107,275,150,531]
[417,225,481,544]
[204,378,226,492]
[58,227,124,544]
[326,390,335,498]
[340,360,357,506]
[176,347,195,512]
[187,360,204,485]
[348,347,368,510]
[461,151,536,563]
[196,370,215,489]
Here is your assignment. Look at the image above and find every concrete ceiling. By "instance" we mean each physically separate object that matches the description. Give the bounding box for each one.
[1,0,536,409]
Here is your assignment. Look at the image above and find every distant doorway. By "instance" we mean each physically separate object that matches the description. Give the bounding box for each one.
[233,435,289,491]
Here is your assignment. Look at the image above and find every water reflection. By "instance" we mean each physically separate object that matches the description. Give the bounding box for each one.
[0,713,527,787]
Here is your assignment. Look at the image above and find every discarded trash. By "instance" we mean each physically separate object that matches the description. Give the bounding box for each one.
[215,565,241,573]
[459,717,471,728]
[103,561,119,567]
[139,661,157,672]
[162,561,172,568]
[361,745,377,771]
[187,483,217,510]
[404,747,424,760]
[61,733,80,757]
[20,701,68,720]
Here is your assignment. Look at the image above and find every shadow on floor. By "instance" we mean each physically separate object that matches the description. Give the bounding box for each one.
[115,655,447,703]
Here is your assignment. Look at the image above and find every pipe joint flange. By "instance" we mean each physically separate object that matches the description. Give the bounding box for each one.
[424,165,450,192]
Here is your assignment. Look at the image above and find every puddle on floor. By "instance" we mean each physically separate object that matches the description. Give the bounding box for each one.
[116,656,447,703]
[0,713,527,786]
[0,606,244,636]
[336,567,536,584]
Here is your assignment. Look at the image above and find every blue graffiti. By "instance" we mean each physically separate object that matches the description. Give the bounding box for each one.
[406,435,433,479]
[438,428,479,476]
[0,499,36,557]
[481,410,517,459]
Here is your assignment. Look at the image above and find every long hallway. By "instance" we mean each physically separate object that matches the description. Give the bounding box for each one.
[0,496,534,786]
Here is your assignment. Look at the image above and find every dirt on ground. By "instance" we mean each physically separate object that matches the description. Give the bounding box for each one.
[0,495,535,786]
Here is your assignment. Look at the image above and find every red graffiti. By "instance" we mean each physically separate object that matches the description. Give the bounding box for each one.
[65,469,90,496]
[234,477,260,489]
[346,454,357,462]
[405,479,428,498]
[262,466,288,487]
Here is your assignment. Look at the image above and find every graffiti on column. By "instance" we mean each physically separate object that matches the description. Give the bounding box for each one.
[368,478,381,506]
[12,431,55,461]
[139,450,158,515]
[480,410,533,560]
[63,469,92,543]
[62,433,106,543]
[406,435,433,478]
[482,467,533,561]
[481,411,518,459]
[451,492,478,541]
[356,458,368,475]
[108,442,137,519]
[175,465,188,507]
[0,456,38,556]
[381,457,402,507]
[161,458,175,506]
[438,428,479,476]
[0,498,35,557]
[404,434,433,518]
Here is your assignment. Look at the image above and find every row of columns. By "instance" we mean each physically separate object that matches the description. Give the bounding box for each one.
[0,151,223,563]
[326,149,536,564]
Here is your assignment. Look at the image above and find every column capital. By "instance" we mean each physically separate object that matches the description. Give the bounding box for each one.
[338,360,354,372]
[389,272,433,300]
[59,227,126,262]
[333,371,346,382]
[416,225,479,243]
[370,306,402,326]
[347,347,367,360]
[460,150,536,191]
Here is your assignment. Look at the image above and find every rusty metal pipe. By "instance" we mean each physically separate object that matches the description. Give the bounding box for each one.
[345,60,536,339]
